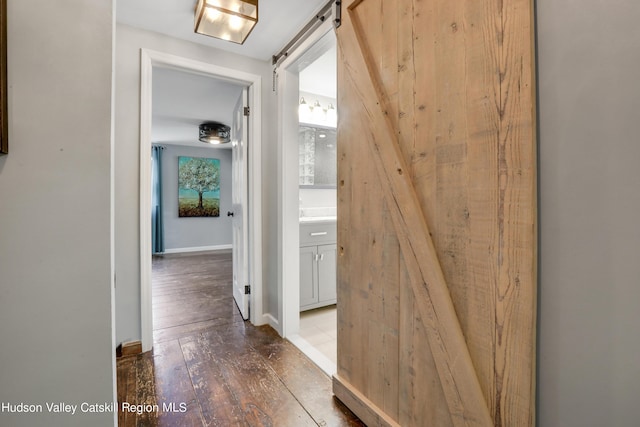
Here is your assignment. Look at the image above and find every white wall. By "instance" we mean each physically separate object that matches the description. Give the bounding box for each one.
[537,1,640,425]
[115,24,278,344]
[0,1,115,426]
[299,188,336,211]
[161,145,232,251]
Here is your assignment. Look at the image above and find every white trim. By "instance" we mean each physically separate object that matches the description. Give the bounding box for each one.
[263,313,280,331]
[140,50,153,352]
[288,334,336,377]
[274,18,335,74]
[162,244,232,254]
[276,20,335,339]
[139,49,264,352]
[276,66,300,337]
[110,2,118,424]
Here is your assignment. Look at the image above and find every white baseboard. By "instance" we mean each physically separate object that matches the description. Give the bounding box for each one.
[263,313,280,334]
[163,244,232,254]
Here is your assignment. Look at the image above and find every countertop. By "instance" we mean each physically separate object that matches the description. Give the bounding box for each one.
[299,216,337,224]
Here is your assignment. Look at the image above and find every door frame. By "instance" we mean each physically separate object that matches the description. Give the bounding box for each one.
[139,49,263,352]
[276,20,335,338]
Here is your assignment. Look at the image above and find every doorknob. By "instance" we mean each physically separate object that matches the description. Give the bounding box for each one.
[227,211,234,217]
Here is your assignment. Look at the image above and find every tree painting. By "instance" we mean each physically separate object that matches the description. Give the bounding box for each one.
[178,156,220,217]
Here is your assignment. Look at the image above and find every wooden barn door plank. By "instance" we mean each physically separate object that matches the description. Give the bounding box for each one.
[334,2,493,426]
[335,0,537,425]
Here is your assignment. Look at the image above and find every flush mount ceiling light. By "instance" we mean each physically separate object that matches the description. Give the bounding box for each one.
[194,0,258,45]
[199,122,231,144]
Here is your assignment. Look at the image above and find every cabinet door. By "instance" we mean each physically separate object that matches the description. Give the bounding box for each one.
[317,244,337,303]
[299,246,318,308]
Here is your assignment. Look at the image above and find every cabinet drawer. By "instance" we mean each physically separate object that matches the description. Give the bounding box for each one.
[299,222,337,246]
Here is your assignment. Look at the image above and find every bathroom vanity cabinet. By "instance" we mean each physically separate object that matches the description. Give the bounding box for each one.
[299,220,337,311]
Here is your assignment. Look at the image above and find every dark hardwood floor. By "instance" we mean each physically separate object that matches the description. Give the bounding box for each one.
[117,250,363,426]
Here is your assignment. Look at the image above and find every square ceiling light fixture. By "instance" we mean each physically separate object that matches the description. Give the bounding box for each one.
[195,0,258,44]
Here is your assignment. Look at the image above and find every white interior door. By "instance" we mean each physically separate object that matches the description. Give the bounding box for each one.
[231,88,249,319]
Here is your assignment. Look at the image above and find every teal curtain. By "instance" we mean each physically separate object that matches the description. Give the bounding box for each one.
[151,145,165,254]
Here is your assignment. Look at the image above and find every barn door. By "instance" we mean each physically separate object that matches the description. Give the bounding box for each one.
[332,1,537,426]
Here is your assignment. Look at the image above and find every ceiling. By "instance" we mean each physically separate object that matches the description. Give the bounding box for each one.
[152,68,245,148]
[300,44,337,99]
[120,0,336,148]
[116,0,328,61]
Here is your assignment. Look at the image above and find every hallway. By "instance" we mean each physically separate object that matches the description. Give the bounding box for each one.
[117,251,363,426]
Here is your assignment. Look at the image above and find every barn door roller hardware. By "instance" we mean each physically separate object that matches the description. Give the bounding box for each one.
[334,1,341,28]
[271,0,340,67]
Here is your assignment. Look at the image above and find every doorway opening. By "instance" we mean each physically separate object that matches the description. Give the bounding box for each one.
[149,67,246,343]
[139,50,264,352]
[277,24,338,375]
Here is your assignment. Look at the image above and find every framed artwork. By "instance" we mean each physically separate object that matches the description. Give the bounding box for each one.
[178,156,220,217]
[0,0,7,155]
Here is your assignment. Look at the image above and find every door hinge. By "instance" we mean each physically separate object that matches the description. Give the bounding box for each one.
[243,106,250,116]
[244,285,251,295]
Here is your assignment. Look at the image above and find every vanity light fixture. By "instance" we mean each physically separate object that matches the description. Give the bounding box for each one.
[299,97,311,122]
[194,0,258,45]
[299,97,338,127]
[326,103,337,126]
[311,99,325,123]
[199,122,231,144]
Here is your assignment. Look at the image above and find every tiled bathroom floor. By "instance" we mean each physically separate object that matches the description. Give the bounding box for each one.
[298,305,337,366]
